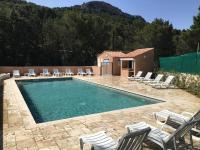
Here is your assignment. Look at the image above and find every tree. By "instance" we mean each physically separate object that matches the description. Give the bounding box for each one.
[0,0,199,66]
[175,7,200,54]
[174,30,190,55]
[188,7,200,49]
[138,19,175,57]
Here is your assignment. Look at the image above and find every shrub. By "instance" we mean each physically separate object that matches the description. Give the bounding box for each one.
[158,71,200,97]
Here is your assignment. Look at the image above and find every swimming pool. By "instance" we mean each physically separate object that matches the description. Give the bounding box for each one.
[17,78,159,123]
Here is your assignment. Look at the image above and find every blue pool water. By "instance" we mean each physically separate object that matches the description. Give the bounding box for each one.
[17,78,158,123]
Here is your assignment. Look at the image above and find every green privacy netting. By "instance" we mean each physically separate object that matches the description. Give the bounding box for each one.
[159,52,200,74]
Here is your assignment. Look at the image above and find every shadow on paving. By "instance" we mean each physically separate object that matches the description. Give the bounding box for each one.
[0,85,3,150]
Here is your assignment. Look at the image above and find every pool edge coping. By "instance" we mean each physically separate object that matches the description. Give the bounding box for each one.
[12,76,167,128]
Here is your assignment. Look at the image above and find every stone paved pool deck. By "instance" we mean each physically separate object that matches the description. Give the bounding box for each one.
[2,76,200,150]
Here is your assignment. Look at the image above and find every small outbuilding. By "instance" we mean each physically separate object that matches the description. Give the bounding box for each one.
[97,48,155,77]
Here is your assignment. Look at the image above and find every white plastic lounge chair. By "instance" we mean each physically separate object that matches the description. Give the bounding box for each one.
[143,74,163,84]
[154,109,200,141]
[135,72,153,82]
[126,120,199,150]
[128,71,143,80]
[65,69,74,76]
[86,69,94,76]
[40,69,50,76]
[53,69,61,76]
[25,69,36,77]
[79,127,151,150]
[13,70,20,78]
[77,68,87,76]
[151,75,175,88]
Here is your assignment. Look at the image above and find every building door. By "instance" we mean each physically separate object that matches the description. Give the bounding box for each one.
[101,59,112,75]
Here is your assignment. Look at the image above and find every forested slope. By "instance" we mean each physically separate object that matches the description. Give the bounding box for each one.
[0,0,199,66]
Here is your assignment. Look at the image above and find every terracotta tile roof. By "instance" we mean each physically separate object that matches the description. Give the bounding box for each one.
[99,48,154,58]
[102,51,127,57]
[125,48,154,57]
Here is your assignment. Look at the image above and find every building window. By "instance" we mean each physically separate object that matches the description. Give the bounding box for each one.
[102,59,110,65]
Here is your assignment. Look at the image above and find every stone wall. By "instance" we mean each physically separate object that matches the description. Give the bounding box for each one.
[0,66,100,76]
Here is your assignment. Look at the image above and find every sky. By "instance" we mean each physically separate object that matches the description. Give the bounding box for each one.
[26,0,200,30]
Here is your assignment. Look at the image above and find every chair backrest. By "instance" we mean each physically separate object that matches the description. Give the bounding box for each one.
[13,70,20,75]
[66,68,70,73]
[78,68,83,73]
[116,127,151,150]
[166,119,199,143]
[28,69,35,74]
[43,69,48,73]
[196,123,200,130]
[53,69,59,73]
[144,72,152,80]
[154,74,163,82]
[86,69,91,73]
[135,71,143,78]
[164,75,174,84]
[191,109,200,121]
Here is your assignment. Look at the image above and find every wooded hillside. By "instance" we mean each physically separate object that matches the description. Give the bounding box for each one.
[0,0,199,66]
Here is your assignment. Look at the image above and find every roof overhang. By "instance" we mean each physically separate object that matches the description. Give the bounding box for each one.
[120,58,134,61]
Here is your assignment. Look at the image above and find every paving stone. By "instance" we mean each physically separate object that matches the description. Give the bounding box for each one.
[36,139,57,149]
[16,138,36,150]
[2,76,200,150]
